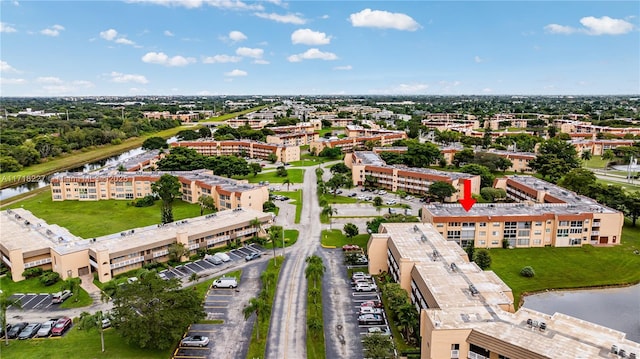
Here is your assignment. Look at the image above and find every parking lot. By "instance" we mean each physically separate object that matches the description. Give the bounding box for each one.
[7,293,59,310]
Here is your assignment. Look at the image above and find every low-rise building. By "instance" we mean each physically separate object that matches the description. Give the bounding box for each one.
[421,175,624,248]
[50,169,269,212]
[171,139,300,163]
[310,132,407,154]
[555,119,640,137]
[345,151,481,201]
[266,132,319,147]
[571,139,638,156]
[0,207,273,282]
[142,111,199,122]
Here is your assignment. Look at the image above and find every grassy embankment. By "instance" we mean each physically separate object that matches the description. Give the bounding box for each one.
[238,169,305,184]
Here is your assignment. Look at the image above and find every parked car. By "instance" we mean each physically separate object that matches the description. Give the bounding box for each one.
[180,335,210,347]
[359,307,383,315]
[205,254,223,265]
[6,322,27,339]
[360,300,384,309]
[358,313,384,325]
[352,271,372,280]
[348,193,357,197]
[51,317,72,336]
[245,252,262,261]
[352,278,373,286]
[342,244,361,251]
[212,277,238,289]
[385,200,397,205]
[367,327,392,336]
[0,324,11,339]
[36,319,57,337]
[354,282,377,292]
[18,323,41,340]
[101,318,111,329]
[214,252,231,262]
[52,290,72,304]
[354,254,369,265]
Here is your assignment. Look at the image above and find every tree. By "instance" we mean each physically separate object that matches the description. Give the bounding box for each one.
[276,166,288,177]
[322,205,338,229]
[330,162,350,174]
[327,174,346,196]
[343,223,359,238]
[151,174,181,224]
[625,192,640,226]
[362,333,394,358]
[396,302,419,342]
[602,149,615,169]
[283,177,292,191]
[141,136,168,150]
[168,242,187,263]
[473,249,492,269]
[249,162,262,177]
[581,150,592,162]
[78,311,110,352]
[528,138,580,183]
[198,127,212,138]
[318,146,343,159]
[268,225,283,259]
[111,273,204,350]
[260,271,276,292]
[176,129,200,141]
[243,294,269,340]
[61,277,81,302]
[460,164,495,188]
[305,255,325,289]
[373,196,383,207]
[197,195,216,216]
[267,153,278,163]
[428,181,456,202]
[453,148,475,167]
[480,187,506,202]
[558,168,597,196]
[1,293,22,345]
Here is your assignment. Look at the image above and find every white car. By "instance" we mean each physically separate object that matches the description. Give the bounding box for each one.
[385,200,396,205]
[359,307,383,315]
[354,282,377,292]
[212,277,238,289]
[36,320,56,337]
[367,327,392,336]
[214,252,231,262]
[352,272,372,280]
[180,335,210,347]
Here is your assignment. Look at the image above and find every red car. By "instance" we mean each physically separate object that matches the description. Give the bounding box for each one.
[342,244,361,251]
[51,317,72,336]
[360,300,384,309]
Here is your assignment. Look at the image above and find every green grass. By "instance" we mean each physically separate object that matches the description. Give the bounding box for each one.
[582,155,608,169]
[0,326,170,359]
[245,256,284,359]
[287,160,322,167]
[273,190,302,223]
[5,191,207,238]
[59,289,92,309]
[490,222,640,308]
[320,229,370,249]
[316,127,344,137]
[0,276,92,308]
[197,319,224,324]
[263,230,300,251]
[240,169,305,184]
[319,194,359,204]
[200,105,268,123]
[595,178,640,193]
[306,280,325,359]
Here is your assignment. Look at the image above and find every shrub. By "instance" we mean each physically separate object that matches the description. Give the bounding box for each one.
[472,249,492,270]
[502,238,510,249]
[132,194,157,207]
[520,266,536,278]
[23,267,44,279]
[343,223,359,238]
[263,201,276,212]
[39,271,61,286]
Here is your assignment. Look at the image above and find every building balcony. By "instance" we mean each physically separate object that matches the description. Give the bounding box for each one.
[110,256,144,269]
[24,257,52,269]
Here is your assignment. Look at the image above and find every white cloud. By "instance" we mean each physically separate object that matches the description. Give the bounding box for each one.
[115,37,135,45]
[72,80,94,87]
[100,29,118,40]
[291,28,331,45]
[0,22,17,33]
[349,9,420,31]
[142,52,196,66]
[482,88,493,93]
[474,56,484,63]
[36,76,63,84]
[202,54,242,63]
[41,24,64,37]
[0,78,26,85]
[253,59,270,65]
[236,47,263,58]
[126,0,263,11]
[164,30,174,36]
[287,48,337,62]
[109,71,149,84]
[225,69,248,77]
[333,65,352,71]
[0,61,19,73]
[580,16,634,35]
[228,30,247,42]
[545,16,634,35]
[254,12,306,24]
[320,15,329,20]
[372,83,428,94]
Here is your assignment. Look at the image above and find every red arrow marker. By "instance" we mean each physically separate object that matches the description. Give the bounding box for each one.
[458,179,476,212]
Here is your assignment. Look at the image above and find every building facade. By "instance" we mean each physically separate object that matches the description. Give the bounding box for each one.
[171,139,301,163]
[310,132,407,154]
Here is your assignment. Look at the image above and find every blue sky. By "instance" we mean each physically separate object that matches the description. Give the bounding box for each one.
[1,0,638,96]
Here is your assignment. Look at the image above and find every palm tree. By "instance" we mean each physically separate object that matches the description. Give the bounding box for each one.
[581,150,592,162]
[61,277,81,302]
[260,271,276,292]
[250,217,263,238]
[305,255,325,289]
[197,195,216,216]
[322,205,338,229]
[396,303,419,341]
[268,225,282,259]
[78,311,110,352]
[1,293,22,345]
[243,295,269,340]
[307,316,323,338]
[602,149,615,169]
[283,177,291,191]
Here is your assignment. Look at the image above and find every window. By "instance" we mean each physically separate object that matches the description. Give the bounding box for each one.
[479,240,486,245]
[493,222,501,227]
[448,222,461,227]
[535,221,542,226]
[559,221,569,226]
[447,231,461,240]
[557,228,569,237]
[479,231,486,236]
[534,230,541,235]
[517,238,530,246]
[479,222,487,227]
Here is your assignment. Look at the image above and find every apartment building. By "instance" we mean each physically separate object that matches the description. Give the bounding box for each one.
[555,119,640,137]
[266,132,319,147]
[142,111,199,122]
[171,139,300,163]
[119,149,163,171]
[269,120,322,134]
[345,151,480,201]
[310,132,407,154]
[367,222,640,359]
[422,119,479,133]
[344,125,407,138]
[571,139,637,156]
[436,146,536,173]
[421,175,624,248]
[0,207,273,282]
[225,117,273,129]
[50,169,269,212]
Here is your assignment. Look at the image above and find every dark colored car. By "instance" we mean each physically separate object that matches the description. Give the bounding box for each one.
[6,322,27,339]
[51,317,72,336]
[0,324,11,338]
[18,323,41,340]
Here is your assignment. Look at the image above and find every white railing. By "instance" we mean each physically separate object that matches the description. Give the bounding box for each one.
[2,255,12,268]
[591,231,600,236]
[110,256,144,269]
[451,350,460,359]
[24,257,52,269]
[467,352,487,359]
[189,243,199,250]
[89,258,98,268]
[153,250,169,258]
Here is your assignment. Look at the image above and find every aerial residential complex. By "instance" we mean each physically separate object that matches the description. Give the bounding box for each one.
[50,169,269,212]
[367,222,640,359]
[345,151,481,201]
[421,175,624,248]
[0,207,274,282]
[171,139,301,163]
[310,132,407,154]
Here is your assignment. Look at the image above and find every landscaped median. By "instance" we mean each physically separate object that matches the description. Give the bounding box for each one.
[305,255,326,359]
[320,229,370,249]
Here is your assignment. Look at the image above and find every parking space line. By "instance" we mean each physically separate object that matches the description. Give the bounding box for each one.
[32,295,51,308]
[206,300,230,303]
[21,294,40,307]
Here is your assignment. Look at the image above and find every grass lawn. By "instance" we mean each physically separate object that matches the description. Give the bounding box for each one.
[0,326,170,359]
[595,178,640,193]
[490,222,640,308]
[0,276,92,308]
[582,155,607,169]
[200,105,268,123]
[273,190,302,223]
[240,169,305,184]
[320,229,370,249]
[287,160,322,167]
[319,194,359,204]
[263,230,300,251]
[306,280,325,359]
[5,191,207,238]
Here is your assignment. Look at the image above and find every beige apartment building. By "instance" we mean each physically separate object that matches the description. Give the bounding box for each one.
[421,175,624,248]
[345,151,481,201]
[50,169,269,212]
[310,132,407,154]
[269,120,322,134]
[266,132,319,147]
[555,119,640,137]
[142,111,199,122]
[1,207,274,282]
[367,222,640,359]
[571,139,637,156]
[171,140,300,163]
